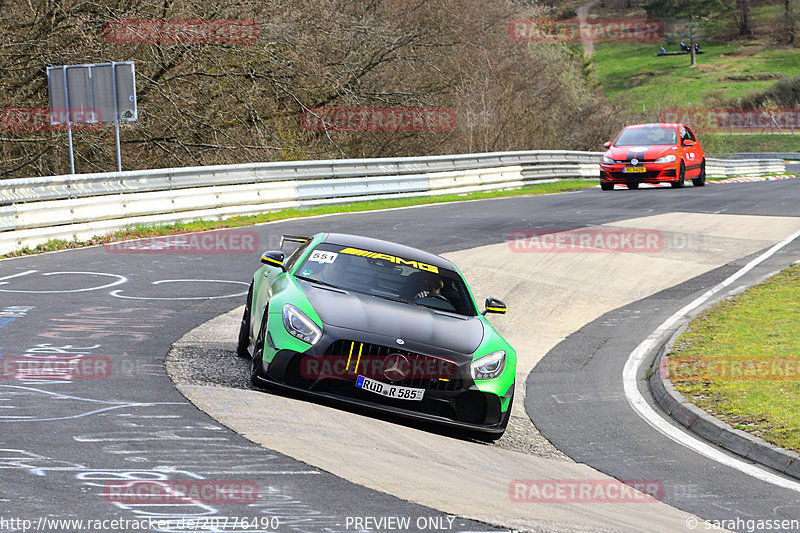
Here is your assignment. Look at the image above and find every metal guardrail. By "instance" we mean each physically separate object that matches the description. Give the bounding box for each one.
[705,158,786,177]
[0,150,602,205]
[0,151,786,255]
[720,152,800,160]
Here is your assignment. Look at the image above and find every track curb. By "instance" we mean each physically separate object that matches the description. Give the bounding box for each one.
[648,325,800,481]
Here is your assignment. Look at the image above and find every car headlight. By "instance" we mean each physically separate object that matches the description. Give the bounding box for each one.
[471,351,506,380]
[282,304,322,345]
[654,154,676,164]
[602,155,615,164]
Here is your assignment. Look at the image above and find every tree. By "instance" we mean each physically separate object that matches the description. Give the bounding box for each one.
[735,0,753,35]
[785,0,796,43]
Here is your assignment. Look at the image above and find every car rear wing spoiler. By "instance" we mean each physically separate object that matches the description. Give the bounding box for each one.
[280,235,310,249]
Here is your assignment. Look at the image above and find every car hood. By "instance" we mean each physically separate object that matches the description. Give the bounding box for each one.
[606,144,677,162]
[301,282,485,354]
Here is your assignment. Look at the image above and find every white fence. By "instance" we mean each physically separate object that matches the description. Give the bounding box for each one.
[0,151,785,255]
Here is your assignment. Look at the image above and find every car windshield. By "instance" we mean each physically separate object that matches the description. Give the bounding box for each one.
[294,243,478,316]
[614,127,677,146]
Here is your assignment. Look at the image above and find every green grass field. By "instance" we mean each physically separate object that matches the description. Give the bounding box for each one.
[593,38,800,153]
[668,263,800,453]
[594,41,800,111]
[703,134,800,154]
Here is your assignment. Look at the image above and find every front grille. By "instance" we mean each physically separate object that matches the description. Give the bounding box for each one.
[608,171,664,181]
[322,340,463,392]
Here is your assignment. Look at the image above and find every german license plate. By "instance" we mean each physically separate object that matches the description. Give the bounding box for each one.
[356,376,424,401]
[623,166,646,173]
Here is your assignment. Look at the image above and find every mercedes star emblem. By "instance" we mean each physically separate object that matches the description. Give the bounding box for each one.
[383,354,409,381]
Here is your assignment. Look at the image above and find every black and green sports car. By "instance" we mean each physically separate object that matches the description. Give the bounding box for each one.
[237,232,516,440]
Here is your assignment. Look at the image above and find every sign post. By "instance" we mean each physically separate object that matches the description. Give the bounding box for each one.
[47,61,137,174]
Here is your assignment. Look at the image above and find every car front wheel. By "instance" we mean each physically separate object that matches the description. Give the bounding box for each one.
[692,159,706,187]
[236,283,253,359]
[250,309,269,385]
[600,182,614,191]
[672,162,686,188]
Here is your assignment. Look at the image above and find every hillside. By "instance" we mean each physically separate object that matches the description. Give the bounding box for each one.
[587,0,799,153]
[0,1,620,179]
[1,1,796,179]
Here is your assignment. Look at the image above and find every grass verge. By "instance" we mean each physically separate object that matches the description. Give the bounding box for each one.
[703,134,800,155]
[594,40,800,112]
[1,179,595,259]
[668,263,800,453]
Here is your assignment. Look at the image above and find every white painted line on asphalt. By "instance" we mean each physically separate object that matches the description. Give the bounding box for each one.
[623,227,800,493]
[0,269,38,284]
[0,271,127,293]
[109,279,248,300]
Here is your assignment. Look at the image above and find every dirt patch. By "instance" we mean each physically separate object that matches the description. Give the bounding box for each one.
[720,73,784,82]
[694,64,720,73]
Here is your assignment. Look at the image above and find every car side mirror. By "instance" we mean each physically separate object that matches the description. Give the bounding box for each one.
[260,250,286,271]
[604,141,612,148]
[482,297,507,315]
[683,140,696,147]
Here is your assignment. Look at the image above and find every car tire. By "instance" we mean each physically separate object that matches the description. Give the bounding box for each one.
[250,308,269,386]
[600,182,614,191]
[236,282,254,359]
[692,159,706,187]
[672,162,685,188]
[626,181,639,190]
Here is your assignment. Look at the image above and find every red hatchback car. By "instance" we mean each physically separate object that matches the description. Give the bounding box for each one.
[599,123,706,190]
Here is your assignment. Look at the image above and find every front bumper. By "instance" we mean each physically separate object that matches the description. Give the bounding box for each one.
[600,163,678,184]
[254,323,512,434]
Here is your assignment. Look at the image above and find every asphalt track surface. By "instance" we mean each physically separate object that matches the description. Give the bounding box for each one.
[527,239,800,530]
[1,179,799,532]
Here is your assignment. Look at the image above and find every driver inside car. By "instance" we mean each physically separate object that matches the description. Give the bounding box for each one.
[413,272,444,300]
